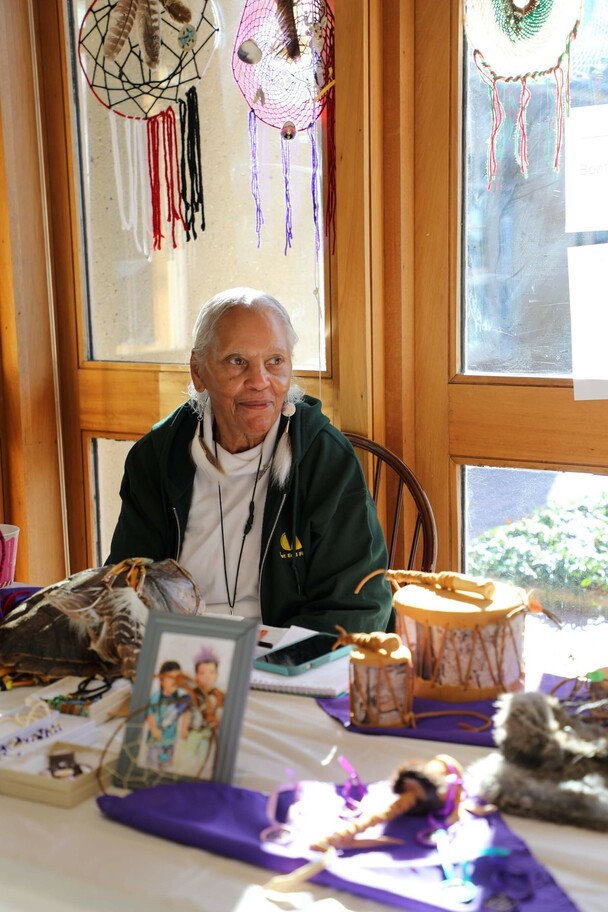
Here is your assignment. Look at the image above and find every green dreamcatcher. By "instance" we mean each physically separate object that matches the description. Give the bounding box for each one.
[465,0,583,187]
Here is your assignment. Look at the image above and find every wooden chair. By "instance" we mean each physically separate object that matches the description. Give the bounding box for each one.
[344,432,438,572]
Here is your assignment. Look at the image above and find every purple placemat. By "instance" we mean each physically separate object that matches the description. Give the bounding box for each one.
[98,778,579,912]
[317,694,497,746]
[317,673,586,748]
[0,585,41,622]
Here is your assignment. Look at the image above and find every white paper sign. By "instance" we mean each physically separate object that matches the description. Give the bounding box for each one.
[565,105,608,233]
[567,242,608,400]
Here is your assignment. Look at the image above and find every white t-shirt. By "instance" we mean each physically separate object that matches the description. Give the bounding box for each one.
[179,407,281,617]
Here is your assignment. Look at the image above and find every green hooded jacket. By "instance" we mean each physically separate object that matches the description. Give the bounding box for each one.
[107,396,393,633]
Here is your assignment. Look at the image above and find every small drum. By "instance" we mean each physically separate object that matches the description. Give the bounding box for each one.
[348,634,414,727]
[392,573,528,702]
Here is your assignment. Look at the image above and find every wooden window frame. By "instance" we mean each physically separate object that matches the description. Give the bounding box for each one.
[1,0,403,576]
[415,0,608,572]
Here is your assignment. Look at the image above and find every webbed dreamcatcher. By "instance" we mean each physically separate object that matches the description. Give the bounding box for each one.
[78,0,220,253]
[465,0,583,188]
[231,0,335,255]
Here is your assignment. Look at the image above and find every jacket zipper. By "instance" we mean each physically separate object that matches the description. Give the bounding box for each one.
[172,507,181,560]
[259,492,286,584]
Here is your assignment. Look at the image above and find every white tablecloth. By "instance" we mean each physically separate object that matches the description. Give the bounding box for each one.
[0,687,604,912]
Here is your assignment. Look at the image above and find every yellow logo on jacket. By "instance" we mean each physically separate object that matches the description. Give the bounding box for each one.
[280,532,303,558]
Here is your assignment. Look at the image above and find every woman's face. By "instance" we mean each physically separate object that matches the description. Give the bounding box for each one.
[190,306,293,453]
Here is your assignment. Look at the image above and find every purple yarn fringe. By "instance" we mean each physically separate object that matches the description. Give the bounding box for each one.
[248,109,264,247]
[281,135,293,255]
[308,123,320,259]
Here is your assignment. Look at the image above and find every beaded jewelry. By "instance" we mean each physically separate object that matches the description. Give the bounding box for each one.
[43,676,113,717]
[0,720,63,761]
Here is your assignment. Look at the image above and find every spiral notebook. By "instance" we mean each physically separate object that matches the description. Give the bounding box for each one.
[250,626,349,697]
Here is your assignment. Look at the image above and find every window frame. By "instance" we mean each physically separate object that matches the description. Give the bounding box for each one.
[414,0,608,573]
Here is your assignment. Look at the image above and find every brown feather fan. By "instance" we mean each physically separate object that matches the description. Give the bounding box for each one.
[0,559,202,680]
[104,0,139,61]
[275,0,300,60]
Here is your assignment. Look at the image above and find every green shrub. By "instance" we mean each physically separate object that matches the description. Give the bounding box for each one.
[467,495,608,618]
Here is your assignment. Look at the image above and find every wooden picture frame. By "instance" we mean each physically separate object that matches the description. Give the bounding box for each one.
[114,614,257,789]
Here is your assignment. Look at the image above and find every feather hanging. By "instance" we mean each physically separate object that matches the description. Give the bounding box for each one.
[275,0,300,60]
[139,0,162,69]
[160,0,192,23]
[103,0,138,62]
[271,404,295,489]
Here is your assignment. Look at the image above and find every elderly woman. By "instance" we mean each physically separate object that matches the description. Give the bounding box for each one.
[108,287,393,633]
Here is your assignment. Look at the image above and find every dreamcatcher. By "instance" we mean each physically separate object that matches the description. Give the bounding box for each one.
[465,0,583,188]
[78,0,220,253]
[231,0,335,255]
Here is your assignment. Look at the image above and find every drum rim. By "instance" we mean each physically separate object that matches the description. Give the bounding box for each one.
[393,581,528,627]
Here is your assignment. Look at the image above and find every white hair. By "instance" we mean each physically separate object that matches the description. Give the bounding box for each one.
[187,287,302,417]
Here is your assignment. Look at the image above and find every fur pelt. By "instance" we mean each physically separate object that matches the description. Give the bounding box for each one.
[464,690,608,831]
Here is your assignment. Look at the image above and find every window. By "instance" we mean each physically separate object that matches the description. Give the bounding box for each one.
[69,0,329,370]
[0,0,396,576]
[463,0,608,375]
[47,0,337,565]
[415,0,608,673]
[91,437,134,564]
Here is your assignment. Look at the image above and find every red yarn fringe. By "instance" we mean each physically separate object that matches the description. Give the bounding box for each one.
[147,107,187,251]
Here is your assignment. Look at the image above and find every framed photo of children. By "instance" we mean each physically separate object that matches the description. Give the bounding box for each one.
[114,614,258,789]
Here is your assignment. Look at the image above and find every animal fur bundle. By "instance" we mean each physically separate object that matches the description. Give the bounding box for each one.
[465,690,608,831]
[0,558,202,680]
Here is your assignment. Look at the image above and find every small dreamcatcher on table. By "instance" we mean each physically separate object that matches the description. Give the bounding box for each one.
[78,0,220,254]
[97,690,219,793]
[231,0,335,256]
[465,0,583,188]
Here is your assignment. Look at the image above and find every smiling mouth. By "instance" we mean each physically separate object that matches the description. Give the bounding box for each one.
[239,401,271,409]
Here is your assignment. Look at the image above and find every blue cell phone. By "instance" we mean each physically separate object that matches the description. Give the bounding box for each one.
[253,633,352,676]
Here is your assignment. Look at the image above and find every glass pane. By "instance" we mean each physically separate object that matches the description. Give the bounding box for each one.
[462,0,608,375]
[69,0,329,371]
[463,465,608,677]
[92,438,135,565]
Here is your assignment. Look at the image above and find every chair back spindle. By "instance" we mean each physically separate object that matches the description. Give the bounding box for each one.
[344,433,437,573]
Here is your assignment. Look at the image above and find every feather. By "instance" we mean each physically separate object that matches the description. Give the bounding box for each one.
[44,589,102,626]
[160,0,192,24]
[138,0,162,70]
[65,618,90,644]
[104,0,139,62]
[271,418,293,489]
[39,566,110,624]
[87,589,149,667]
[0,558,200,680]
[275,0,300,60]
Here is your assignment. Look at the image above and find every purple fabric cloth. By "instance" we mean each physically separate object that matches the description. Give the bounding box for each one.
[0,585,41,622]
[317,694,498,747]
[316,674,584,748]
[97,779,579,912]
